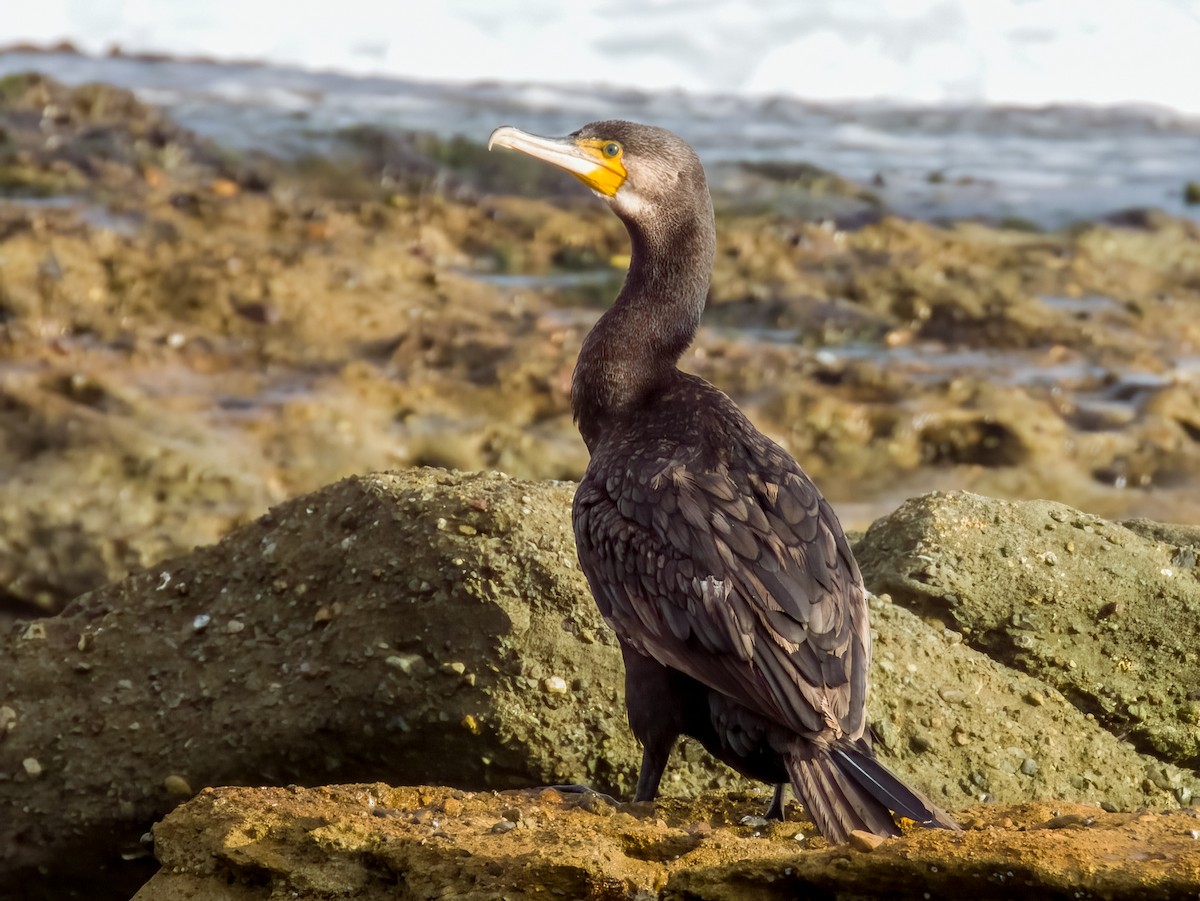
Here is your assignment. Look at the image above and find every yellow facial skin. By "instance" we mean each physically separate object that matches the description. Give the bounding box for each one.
[488,127,627,197]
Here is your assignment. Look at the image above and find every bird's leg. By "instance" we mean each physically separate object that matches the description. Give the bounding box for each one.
[633,741,673,802]
[619,645,685,802]
[764,783,787,820]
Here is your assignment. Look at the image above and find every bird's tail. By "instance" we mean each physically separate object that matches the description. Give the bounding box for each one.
[784,737,959,844]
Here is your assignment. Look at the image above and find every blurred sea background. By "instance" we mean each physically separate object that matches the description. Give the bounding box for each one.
[4,0,1200,227]
[2,1,1200,618]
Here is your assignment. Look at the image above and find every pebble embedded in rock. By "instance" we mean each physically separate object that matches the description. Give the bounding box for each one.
[490,819,517,834]
[163,775,192,796]
[0,706,16,737]
[848,830,886,852]
[1147,767,1178,792]
[574,793,614,816]
[1020,758,1039,776]
[23,757,43,777]
[542,675,568,694]
[740,815,771,829]
[1040,813,1092,829]
[386,654,428,675]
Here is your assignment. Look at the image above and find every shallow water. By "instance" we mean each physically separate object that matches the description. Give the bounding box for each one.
[3,50,1199,228]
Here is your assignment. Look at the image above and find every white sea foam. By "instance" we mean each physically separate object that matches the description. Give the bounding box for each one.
[1,4,1198,228]
[5,0,1200,113]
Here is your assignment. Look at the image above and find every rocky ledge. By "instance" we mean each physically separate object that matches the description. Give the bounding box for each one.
[2,468,1198,899]
[132,783,1200,900]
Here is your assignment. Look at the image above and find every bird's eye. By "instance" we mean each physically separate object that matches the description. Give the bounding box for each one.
[602,142,621,158]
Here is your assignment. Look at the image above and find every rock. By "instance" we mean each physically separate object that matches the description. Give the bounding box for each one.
[848,829,887,852]
[4,471,1200,899]
[131,784,1200,900]
[857,491,1200,765]
[0,72,218,199]
[0,469,737,898]
[863,592,1198,810]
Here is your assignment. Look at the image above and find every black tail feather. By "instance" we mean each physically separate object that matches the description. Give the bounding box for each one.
[815,751,899,838]
[784,738,958,843]
[832,739,959,831]
[784,743,898,843]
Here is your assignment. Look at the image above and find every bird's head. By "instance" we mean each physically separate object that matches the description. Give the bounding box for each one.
[488,120,708,224]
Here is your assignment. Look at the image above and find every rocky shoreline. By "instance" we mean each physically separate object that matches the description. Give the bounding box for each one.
[1,74,1199,898]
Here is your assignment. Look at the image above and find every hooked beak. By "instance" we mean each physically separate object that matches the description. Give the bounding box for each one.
[488,126,627,197]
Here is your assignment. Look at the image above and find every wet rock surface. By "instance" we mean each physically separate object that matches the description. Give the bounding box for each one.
[2,470,1199,898]
[136,784,1200,901]
[4,76,1200,620]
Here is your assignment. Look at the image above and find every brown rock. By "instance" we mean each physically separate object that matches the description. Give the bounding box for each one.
[132,785,1200,900]
[848,829,887,851]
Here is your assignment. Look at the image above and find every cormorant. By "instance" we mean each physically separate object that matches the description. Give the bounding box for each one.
[489,120,957,842]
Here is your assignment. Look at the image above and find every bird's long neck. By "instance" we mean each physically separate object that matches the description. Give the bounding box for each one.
[572,196,716,448]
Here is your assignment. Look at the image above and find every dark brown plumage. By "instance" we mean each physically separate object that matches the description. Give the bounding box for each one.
[489,120,957,842]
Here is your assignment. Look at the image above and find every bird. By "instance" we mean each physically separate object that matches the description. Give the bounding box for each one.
[488,120,957,843]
